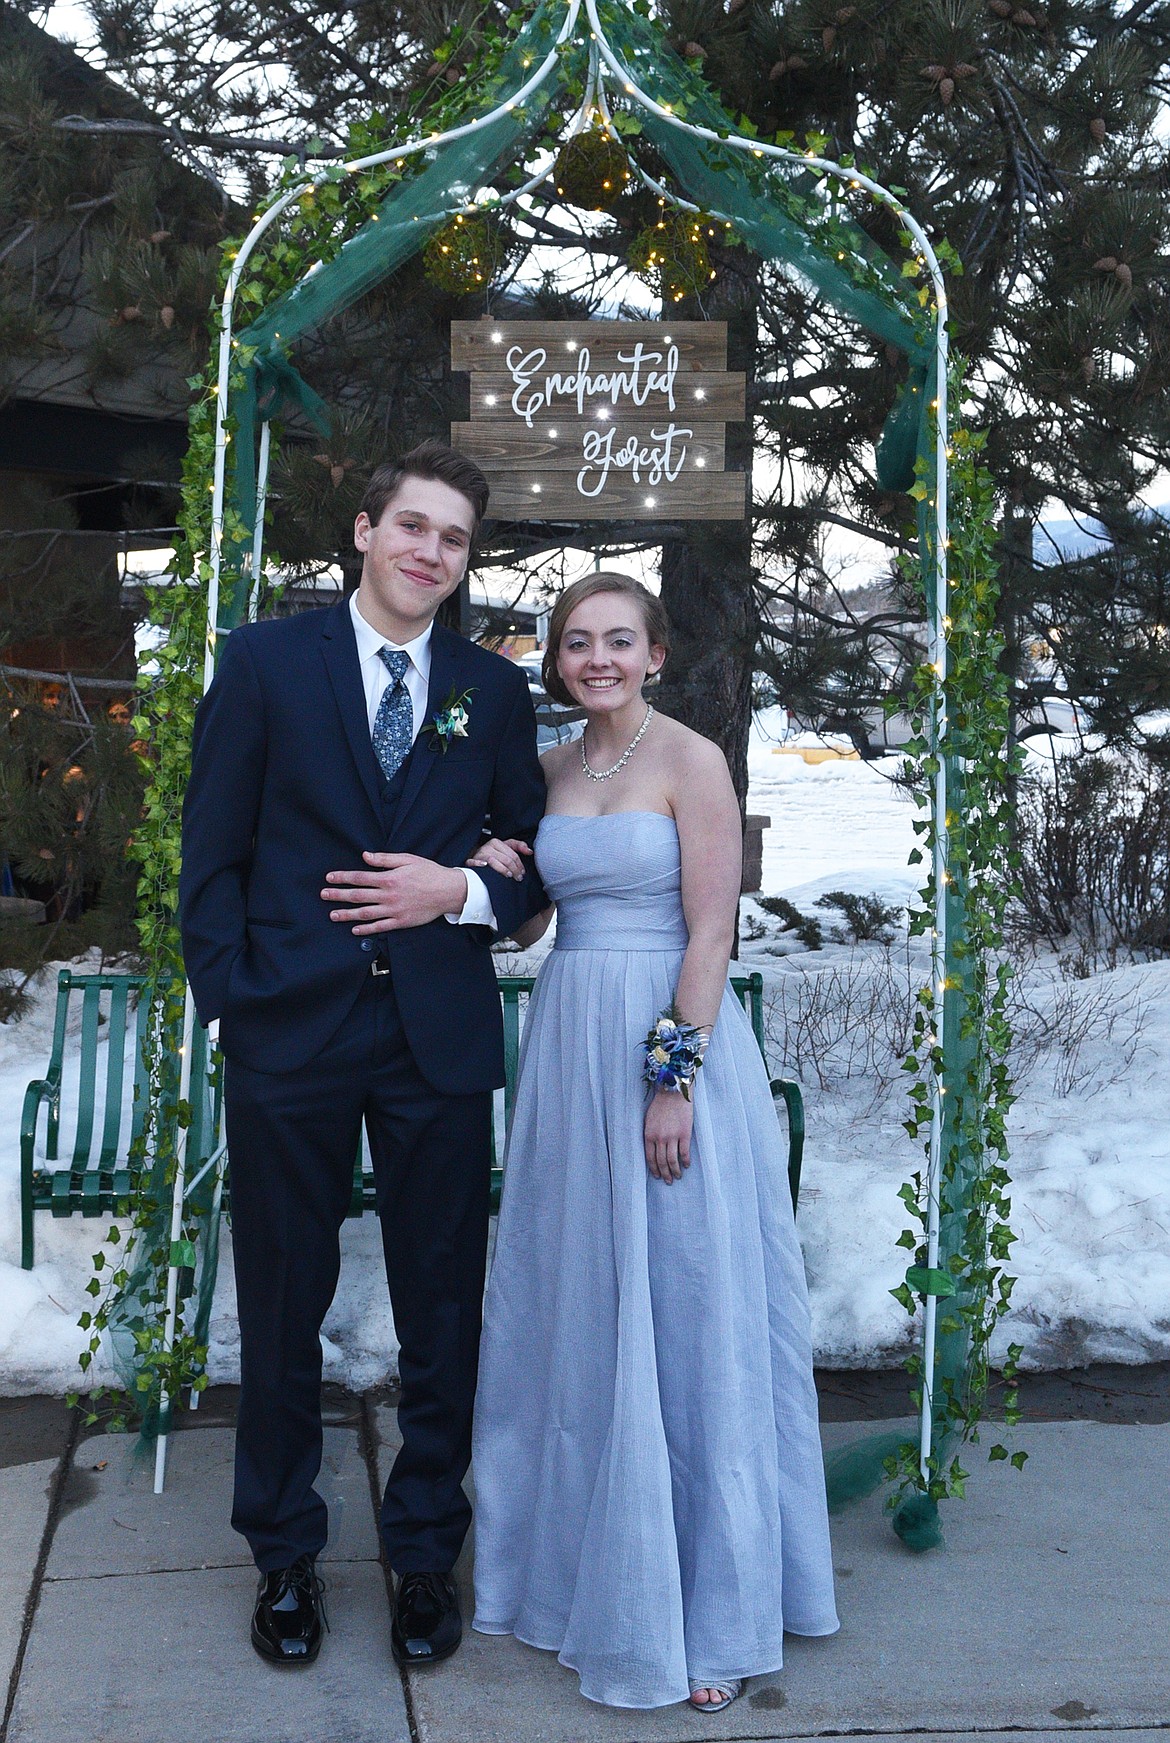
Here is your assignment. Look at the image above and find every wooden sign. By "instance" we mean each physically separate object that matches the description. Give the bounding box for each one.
[450,319,746,521]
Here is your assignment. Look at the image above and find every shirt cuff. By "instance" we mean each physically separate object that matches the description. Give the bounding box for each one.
[207,1018,220,1044]
[446,867,497,929]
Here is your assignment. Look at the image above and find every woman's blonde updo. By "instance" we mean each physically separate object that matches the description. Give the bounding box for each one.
[540,572,671,708]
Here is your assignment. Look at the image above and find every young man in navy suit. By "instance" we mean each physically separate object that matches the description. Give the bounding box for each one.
[179,442,546,1667]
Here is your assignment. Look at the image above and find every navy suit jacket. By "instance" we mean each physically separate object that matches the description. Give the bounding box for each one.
[178,601,547,1092]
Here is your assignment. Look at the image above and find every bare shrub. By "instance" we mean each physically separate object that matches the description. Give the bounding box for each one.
[764,945,920,1092]
[1013,755,1170,967]
[766,945,1150,1105]
[1008,972,1150,1098]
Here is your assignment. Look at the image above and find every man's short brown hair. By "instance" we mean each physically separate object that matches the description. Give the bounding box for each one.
[358,440,490,537]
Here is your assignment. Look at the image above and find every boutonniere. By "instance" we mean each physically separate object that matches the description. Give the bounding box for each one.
[424,686,475,752]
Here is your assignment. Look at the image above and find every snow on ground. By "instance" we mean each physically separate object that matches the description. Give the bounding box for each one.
[1,713,1167,1394]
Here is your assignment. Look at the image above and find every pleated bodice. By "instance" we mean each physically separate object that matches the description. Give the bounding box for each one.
[537,811,689,953]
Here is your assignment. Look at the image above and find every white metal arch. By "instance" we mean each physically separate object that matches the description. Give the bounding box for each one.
[158,0,953,1496]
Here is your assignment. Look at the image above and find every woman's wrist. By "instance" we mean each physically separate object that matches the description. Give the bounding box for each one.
[641,1006,707,1101]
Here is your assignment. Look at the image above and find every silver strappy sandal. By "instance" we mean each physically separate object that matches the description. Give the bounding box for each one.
[688,1678,744,1713]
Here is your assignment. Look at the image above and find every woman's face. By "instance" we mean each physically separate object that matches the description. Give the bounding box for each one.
[555,590,665,715]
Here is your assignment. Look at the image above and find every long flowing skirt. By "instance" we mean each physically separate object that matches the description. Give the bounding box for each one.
[472,946,839,1708]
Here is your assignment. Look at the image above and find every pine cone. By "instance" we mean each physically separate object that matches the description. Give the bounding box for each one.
[835,6,858,21]
[1079,356,1095,382]
[1093,256,1119,272]
[989,0,1012,15]
[939,76,956,102]
[117,305,142,323]
[953,62,978,77]
[149,229,171,244]
[1089,116,1107,143]
[425,60,443,77]
[1115,262,1133,288]
[158,305,175,329]
[922,63,947,78]
[1012,9,1037,24]
[682,39,707,57]
[822,24,837,49]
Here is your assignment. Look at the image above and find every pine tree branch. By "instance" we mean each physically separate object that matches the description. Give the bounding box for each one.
[264,0,388,102]
[1101,0,1165,36]
[51,114,346,158]
[1,663,130,691]
[754,506,903,548]
[0,222,35,265]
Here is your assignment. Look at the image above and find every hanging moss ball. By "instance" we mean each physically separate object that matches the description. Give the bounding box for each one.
[628,210,719,304]
[553,126,631,211]
[422,212,510,295]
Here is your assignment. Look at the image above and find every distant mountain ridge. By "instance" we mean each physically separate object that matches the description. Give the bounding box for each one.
[1035,502,1168,565]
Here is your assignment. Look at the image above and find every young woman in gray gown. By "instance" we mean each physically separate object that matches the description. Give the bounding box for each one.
[467,573,838,1712]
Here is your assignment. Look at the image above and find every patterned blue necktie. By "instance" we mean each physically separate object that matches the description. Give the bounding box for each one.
[372,647,413,780]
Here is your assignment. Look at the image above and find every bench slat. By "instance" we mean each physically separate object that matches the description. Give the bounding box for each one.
[70,984,102,1166]
[81,1167,103,1217]
[50,1170,74,1217]
[130,987,152,1149]
[99,981,131,1165]
[501,982,523,1137]
[45,970,72,1162]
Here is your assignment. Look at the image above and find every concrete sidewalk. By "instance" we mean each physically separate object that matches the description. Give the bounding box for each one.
[1,1375,1167,1743]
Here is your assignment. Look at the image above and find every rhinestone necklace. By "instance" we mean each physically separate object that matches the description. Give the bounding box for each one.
[581,704,655,782]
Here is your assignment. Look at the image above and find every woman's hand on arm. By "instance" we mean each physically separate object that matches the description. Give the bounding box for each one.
[467,837,532,881]
[466,840,554,947]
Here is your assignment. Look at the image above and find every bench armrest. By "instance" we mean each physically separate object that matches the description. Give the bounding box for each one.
[21,1077,58,1158]
[20,1077,59,1269]
[770,1078,805,1216]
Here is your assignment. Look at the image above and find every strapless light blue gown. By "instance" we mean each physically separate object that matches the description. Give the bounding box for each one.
[472,813,839,1708]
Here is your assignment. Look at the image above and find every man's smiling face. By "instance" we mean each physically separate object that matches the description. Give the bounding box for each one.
[353,475,475,643]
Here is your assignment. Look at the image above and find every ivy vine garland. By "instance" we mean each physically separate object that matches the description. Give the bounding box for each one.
[886,378,1025,1510]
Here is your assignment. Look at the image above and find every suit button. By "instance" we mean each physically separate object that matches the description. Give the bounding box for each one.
[360,940,374,953]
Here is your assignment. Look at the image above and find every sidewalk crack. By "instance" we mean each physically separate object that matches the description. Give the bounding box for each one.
[0,1405,80,1743]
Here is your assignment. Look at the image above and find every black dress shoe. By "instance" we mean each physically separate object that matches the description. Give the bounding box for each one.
[391,1571,461,1666]
[251,1555,327,1665]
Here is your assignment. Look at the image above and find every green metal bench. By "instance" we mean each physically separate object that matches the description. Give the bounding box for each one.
[20,970,218,1271]
[22,968,804,1268]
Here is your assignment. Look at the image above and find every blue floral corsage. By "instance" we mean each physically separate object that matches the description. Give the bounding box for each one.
[424,686,474,752]
[640,1006,709,1101]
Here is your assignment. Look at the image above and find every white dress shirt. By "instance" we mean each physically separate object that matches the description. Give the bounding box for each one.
[348,593,494,928]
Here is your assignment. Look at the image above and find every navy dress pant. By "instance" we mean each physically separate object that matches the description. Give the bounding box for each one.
[224,968,492,1575]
